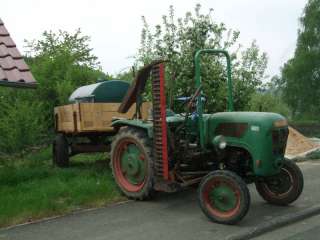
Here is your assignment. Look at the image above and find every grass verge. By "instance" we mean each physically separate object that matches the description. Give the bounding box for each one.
[0,147,123,228]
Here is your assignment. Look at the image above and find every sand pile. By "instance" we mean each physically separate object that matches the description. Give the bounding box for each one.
[285,126,319,157]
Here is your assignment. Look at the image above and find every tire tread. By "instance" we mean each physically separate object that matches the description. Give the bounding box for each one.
[110,127,154,200]
[198,170,250,225]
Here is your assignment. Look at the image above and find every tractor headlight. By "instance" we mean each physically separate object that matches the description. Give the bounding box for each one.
[213,135,227,150]
[273,119,288,128]
[219,141,227,149]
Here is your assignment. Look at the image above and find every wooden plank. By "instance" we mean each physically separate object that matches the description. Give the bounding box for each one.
[55,102,152,133]
[54,104,75,132]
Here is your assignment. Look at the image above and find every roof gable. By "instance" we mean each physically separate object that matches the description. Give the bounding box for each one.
[0,18,36,88]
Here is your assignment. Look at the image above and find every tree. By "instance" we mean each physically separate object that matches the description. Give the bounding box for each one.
[137,4,268,112]
[24,29,106,127]
[0,29,106,154]
[282,0,320,118]
[264,75,285,97]
[248,92,291,118]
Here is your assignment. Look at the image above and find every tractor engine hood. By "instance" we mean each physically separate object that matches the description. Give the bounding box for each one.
[208,112,287,131]
[207,111,288,177]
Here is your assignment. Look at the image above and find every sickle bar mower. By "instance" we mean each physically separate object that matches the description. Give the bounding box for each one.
[151,63,169,180]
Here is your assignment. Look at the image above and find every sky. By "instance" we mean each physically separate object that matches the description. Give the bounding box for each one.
[1,0,307,79]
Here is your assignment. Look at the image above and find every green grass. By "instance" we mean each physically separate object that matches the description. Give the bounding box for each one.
[0,147,123,228]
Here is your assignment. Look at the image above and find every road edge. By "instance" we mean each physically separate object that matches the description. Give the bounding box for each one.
[227,204,320,240]
[0,199,132,232]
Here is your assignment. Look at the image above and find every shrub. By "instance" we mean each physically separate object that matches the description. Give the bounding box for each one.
[247,92,291,118]
[0,97,45,154]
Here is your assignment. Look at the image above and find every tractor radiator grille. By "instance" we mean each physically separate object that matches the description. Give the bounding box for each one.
[272,128,289,156]
[151,64,169,180]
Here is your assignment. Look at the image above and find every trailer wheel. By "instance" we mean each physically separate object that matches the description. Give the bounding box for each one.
[198,170,250,225]
[53,134,69,167]
[255,159,303,206]
[110,127,154,200]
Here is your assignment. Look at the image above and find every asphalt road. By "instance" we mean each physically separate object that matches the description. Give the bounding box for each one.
[1,161,320,240]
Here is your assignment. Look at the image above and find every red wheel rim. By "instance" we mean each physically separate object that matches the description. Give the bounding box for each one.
[202,177,241,219]
[113,138,147,192]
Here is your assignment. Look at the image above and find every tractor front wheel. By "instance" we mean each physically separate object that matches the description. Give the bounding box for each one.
[198,170,250,225]
[110,127,154,200]
[255,159,303,206]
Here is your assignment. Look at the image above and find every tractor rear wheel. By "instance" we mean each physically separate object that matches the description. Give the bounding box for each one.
[53,134,69,167]
[198,170,250,225]
[110,127,154,200]
[255,159,303,206]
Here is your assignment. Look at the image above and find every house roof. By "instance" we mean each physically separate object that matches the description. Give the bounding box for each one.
[0,18,36,88]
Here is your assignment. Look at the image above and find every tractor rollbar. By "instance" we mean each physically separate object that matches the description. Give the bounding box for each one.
[194,49,234,149]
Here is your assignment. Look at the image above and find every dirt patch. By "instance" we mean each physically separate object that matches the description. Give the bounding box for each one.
[286,127,319,157]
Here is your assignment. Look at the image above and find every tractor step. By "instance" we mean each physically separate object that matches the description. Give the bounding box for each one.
[154,180,181,193]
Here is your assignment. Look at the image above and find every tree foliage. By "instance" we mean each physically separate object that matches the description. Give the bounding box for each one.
[0,29,104,154]
[282,0,320,118]
[248,92,291,118]
[137,4,268,112]
[25,29,105,119]
[0,94,45,154]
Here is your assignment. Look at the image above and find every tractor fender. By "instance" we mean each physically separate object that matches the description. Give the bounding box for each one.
[224,137,282,176]
[227,139,278,176]
[112,119,153,138]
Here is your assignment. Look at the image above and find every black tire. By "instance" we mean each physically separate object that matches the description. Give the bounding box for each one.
[110,127,154,200]
[52,134,69,167]
[198,170,250,225]
[255,159,304,206]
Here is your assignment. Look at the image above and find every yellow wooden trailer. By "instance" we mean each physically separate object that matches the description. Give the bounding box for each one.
[52,80,152,167]
[54,102,151,133]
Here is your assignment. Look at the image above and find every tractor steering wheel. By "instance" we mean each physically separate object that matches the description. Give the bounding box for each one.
[187,86,202,110]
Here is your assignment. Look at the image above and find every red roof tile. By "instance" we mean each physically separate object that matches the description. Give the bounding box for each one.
[0,18,36,88]
[0,24,9,36]
[0,44,21,58]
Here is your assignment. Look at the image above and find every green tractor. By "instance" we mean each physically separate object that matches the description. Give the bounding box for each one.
[110,49,304,224]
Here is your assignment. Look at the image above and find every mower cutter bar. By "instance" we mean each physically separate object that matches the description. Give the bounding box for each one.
[151,63,169,180]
